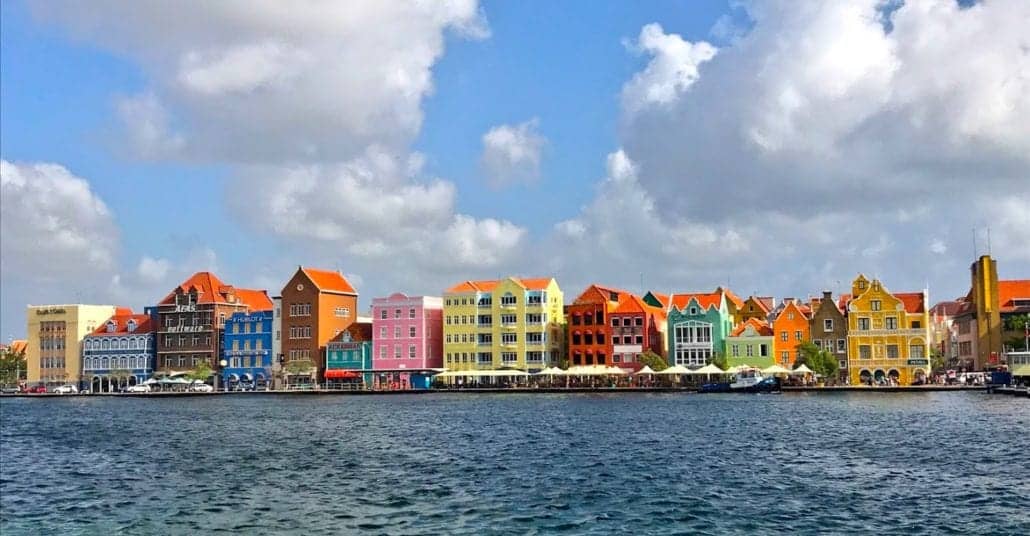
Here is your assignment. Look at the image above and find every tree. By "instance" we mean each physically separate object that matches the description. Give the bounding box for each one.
[0,348,27,385]
[1003,313,1030,332]
[795,341,839,383]
[930,349,946,373]
[707,352,727,371]
[187,361,213,381]
[638,351,668,371]
[285,359,315,375]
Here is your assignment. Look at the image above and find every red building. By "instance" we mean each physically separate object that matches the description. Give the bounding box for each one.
[567,285,665,369]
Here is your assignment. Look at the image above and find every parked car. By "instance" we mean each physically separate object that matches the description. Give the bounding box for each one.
[26,384,47,394]
[0,386,20,394]
[125,384,151,393]
[189,381,213,393]
[53,385,78,394]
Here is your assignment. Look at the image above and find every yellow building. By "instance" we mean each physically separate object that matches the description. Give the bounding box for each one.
[443,277,564,372]
[845,275,931,386]
[26,304,118,387]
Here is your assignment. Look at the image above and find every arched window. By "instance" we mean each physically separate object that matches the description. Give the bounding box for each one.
[102,339,110,350]
[129,338,138,350]
[101,357,109,369]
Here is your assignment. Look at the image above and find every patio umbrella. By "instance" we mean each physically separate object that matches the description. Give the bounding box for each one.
[655,365,691,375]
[695,364,725,375]
[605,366,629,376]
[792,364,815,375]
[634,365,656,375]
[762,364,792,375]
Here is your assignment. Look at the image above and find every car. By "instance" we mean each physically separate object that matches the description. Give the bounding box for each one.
[189,382,214,393]
[0,386,19,394]
[26,384,47,394]
[53,385,78,394]
[125,384,151,393]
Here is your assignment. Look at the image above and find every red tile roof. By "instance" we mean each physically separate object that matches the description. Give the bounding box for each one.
[731,318,773,337]
[236,288,274,312]
[999,280,1030,313]
[574,284,628,305]
[895,292,926,314]
[837,294,852,313]
[670,292,723,311]
[745,296,772,315]
[302,267,357,294]
[930,300,967,317]
[329,321,373,343]
[159,272,234,305]
[447,277,553,293]
[90,311,155,336]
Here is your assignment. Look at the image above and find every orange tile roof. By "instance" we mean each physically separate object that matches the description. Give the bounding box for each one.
[159,272,233,305]
[746,296,772,315]
[447,277,553,293]
[329,321,372,342]
[730,318,773,337]
[895,292,926,314]
[837,294,852,312]
[670,292,723,311]
[718,287,745,309]
[90,311,155,336]
[8,340,27,354]
[236,288,274,311]
[647,292,670,308]
[302,267,357,294]
[999,280,1030,312]
[574,284,628,305]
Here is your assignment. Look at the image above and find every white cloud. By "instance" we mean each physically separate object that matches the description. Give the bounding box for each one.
[0,160,118,279]
[137,256,171,283]
[480,118,546,187]
[930,239,948,255]
[35,0,490,163]
[621,23,717,114]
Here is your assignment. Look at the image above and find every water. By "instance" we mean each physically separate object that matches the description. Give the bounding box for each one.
[1,392,1028,535]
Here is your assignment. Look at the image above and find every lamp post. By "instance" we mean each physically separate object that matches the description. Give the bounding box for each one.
[219,359,228,392]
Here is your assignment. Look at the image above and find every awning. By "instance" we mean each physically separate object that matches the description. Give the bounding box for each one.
[242,373,253,381]
[228,373,240,381]
[325,369,361,379]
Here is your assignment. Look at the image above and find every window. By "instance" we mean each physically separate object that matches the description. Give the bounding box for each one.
[445,334,452,344]
[572,333,581,345]
[886,345,899,359]
[731,344,739,357]
[478,334,492,345]
[823,319,833,332]
[380,327,387,339]
[858,318,870,331]
[526,313,543,323]
[501,294,516,306]
[635,335,643,344]
[795,330,803,341]
[501,333,517,344]
[394,309,401,319]
[409,308,416,319]
[584,313,593,326]
[788,312,795,320]
[814,340,822,348]
[871,300,881,311]
[380,309,388,319]
[445,299,451,306]
[781,351,788,361]
[501,314,517,325]
[445,316,451,325]
[760,344,768,357]
[584,332,594,345]
[527,332,543,344]
[910,344,925,358]
[477,352,492,363]
[478,315,492,326]
[334,307,350,318]
[689,307,698,315]
[394,345,401,358]
[635,317,643,326]
[911,320,922,329]
[409,345,416,358]
[380,346,387,359]
[746,345,754,357]
[409,326,416,338]
[394,326,401,339]
[611,318,619,327]
[526,351,543,362]
[501,352,517,363]
[886,317,897,330]
[859,345,871,359]
[780,331,788,342]
[572,315,581,326]
[837,339,846,352]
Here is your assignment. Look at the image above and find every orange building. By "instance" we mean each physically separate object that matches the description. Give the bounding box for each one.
[280,266,359,382]
[740,296,774,322]
[772,299,812,367]
[567,285,664,369]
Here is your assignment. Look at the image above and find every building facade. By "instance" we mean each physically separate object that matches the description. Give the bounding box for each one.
[81,307,157,392]
[271,296,283,388]
[222,309,274,390]
[845,275,931,385]
[740,296,774,323]
[371,293,443,389]
[326,321,373,387]
[666,290,735,368]
[280,267,358,382]
[566,285,664,369]
[808,291,849,380]
[443,277,564,372]
[26,304,117,387]
[771,299,812,367]
[726,318,775,369]
[155,272,270,374]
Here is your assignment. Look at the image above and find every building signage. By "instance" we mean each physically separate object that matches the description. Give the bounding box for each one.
[36,307,67,315]
[906,359,929,366]
[174,305,197,312]
[167,325,205,333]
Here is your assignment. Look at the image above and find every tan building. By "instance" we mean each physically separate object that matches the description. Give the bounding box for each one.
[25,304,117,387]
[280,267,359,382]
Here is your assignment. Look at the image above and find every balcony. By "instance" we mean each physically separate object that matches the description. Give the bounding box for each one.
[525,340,545,347]
[500,340,517,348]
[501,322,518,329]
[848,329,926,337]
[477,341,492,347]
[477,302,492,309]
[525,301,544,309]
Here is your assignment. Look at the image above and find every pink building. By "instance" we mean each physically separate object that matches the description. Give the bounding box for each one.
[371,293,443,389]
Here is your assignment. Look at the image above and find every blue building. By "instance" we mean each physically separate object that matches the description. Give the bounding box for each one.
[81,307,158,392]
[222,310,274,390]
[326,321,373,388]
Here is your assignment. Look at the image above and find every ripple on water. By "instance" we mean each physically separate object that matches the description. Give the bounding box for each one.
[1,393,1029,535]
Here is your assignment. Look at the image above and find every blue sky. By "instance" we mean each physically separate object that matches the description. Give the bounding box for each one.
[2,0,1028,340]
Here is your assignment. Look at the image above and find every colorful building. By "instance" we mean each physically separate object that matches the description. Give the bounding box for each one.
[155,272,269,375]
[844,274,931,385]
[771,299,812,367]
[443,277,564,372]
[326,321,373,387]
[665,290,736,368]
[808,291,849,381]
[280,266,359,383]
[81,307,157,392]
[222,308,274,390]
[952,256,1030,370]
[725,318,775,369]
[26,304,117,387]
[740,296,774,323]
[371,293,443,389]
[567,285,664,369]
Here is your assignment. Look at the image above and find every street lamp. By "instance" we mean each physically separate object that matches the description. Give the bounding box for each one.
[219,359,228,392]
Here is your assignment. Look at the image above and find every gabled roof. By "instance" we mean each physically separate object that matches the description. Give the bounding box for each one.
[730,318,773,337]
[447,277,553,293]
[745,295,772,315]
[837,294,852,313]
[670,292,723,311]
[999,280,1030,313]
[236,288,274,311]
[895,292,926,314]
[930,300,967,317]
[717,287,745,309]
[90,310,155,336]
[329,321,373,343]
[159,272,235,305]
[574,284,627,305]
[301,267,357,294]
[646,292,670,308]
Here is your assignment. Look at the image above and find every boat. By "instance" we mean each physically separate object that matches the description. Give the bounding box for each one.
[699,367,780,393]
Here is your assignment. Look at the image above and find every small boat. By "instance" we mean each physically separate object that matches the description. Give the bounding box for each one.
[699,367,780,393]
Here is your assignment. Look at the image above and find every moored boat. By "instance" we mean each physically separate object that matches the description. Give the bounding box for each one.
[699,367,780,393]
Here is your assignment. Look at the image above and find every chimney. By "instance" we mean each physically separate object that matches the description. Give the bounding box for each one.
[823,291,832,300]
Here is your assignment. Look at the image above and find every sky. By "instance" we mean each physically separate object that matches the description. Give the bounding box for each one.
[2,0,1028,340]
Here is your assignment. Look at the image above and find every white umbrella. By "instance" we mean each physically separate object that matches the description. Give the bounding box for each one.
[655,364,691,375]
[695,364,726,375]
[605,366,629,376]
[792,364,815,375]
[535,367,563,376]
[634,365,656,375]
[762,364,792,375]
